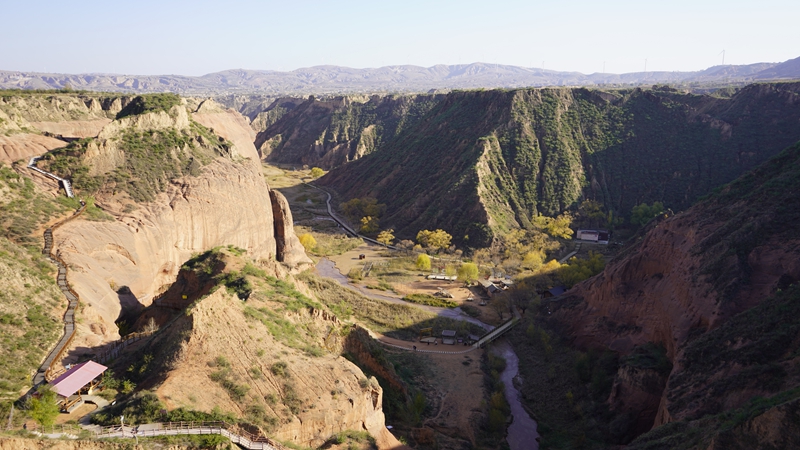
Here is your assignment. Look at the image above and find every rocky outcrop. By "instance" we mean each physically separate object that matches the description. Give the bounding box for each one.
[150,287,402,449]
[192,99,259,160]
[43,102,310,348]
[344,326,408,395]
[29,119,112,139]
[269,190,312,268]
[0,94,125,163]
[607,365,669,438]
[707,397,800,450]
[54,157,280,346]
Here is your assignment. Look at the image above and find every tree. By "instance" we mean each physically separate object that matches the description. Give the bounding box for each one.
[532,212,574,239]
[577,200,606,228]
[489,294,510,321]
[417,229,452,252]
[396,239,415,253]
[416,254,431,271]
[521,250,545,271]
[29,386,60,427]
[376,229,395,246]
[510,288,531,316]
[630,202,665,227]
[360,216,380,234]
[299,233,316,252]
[457,262,479,284]
[558,252,605,288]
[310,167,324,178]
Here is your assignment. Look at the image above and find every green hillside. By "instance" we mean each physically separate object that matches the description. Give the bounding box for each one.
[314,82,800,246]
[255,94,443,167]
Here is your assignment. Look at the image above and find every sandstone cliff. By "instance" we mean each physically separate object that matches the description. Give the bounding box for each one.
[28,97,311,351]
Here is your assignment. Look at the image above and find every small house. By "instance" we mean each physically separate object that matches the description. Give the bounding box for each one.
[441,330,457,345]
[541,286,566,299]
[576,229,610,244]
[478,279,501,297]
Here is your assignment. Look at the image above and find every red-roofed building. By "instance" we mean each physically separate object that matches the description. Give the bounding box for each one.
[49,361,107,411]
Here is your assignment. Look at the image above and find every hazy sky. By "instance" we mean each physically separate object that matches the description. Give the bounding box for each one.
[3,0,798,76]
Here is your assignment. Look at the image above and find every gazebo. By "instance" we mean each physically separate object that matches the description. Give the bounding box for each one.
[49,361,107,412]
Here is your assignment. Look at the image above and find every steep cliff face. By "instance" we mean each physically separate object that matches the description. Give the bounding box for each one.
[316,83,800,246]
[551,141,800,442]
[33,98,310,349]
[255,94,442,168]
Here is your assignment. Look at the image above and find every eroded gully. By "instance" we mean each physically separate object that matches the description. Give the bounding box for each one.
[315,256,540,449]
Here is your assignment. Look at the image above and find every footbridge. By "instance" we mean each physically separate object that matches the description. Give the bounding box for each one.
[28,156,75,198]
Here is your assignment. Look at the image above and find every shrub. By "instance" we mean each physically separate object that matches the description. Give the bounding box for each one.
[298,233,316,252]
[416,254,431,270]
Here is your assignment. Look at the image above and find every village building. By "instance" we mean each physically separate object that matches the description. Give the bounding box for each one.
[576,229,610,243]
[441,330,457,345]
[478,279,502,297]
[541,286,567,299]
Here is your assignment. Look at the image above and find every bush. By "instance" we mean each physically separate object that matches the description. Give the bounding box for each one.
[298,233,316,252]
[402,293,457,308]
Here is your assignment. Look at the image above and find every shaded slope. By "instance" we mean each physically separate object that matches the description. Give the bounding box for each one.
[547,140,800,444]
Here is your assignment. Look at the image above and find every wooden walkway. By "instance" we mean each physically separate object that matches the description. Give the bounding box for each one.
[29,156,87,386]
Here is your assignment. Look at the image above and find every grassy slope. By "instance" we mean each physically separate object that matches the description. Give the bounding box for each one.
[318,83,800,246]
[0,164,71,416]
[39,103,231,203]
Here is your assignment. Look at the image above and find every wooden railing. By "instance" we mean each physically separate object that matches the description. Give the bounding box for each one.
[94,421,285,449]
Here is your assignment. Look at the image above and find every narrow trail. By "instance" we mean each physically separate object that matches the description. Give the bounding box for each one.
[28,156,86,386]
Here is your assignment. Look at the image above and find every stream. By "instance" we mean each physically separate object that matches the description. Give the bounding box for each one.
[315,256,539,449]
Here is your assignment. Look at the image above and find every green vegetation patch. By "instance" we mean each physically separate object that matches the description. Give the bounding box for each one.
[41,119,229,203]
[0,165,68,403]
[0,163,73,245]
[115,93,182,119]
[401,293,457,308]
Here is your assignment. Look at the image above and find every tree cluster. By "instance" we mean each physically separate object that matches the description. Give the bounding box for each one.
[630,201,665,227]
[416,229,452,252]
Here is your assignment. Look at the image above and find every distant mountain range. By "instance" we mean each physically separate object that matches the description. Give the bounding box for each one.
[2,56,799,95]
